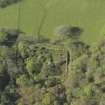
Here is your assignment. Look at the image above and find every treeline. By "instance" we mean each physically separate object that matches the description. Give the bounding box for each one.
[0,28,105,105]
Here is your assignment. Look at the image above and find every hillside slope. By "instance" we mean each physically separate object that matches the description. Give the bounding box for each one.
[0,0,105,45]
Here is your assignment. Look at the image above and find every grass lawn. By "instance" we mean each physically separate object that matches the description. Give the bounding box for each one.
[0,0,105,45]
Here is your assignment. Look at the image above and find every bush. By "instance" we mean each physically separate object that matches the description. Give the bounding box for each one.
[45,77,61,87]
[54,25,83,40]
[0,0,21,8]
[0,28,20,47]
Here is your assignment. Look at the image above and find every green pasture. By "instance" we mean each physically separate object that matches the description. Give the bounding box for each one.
[0,0,105,45]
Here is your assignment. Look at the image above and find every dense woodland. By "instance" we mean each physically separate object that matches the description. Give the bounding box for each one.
[0,27,105,105]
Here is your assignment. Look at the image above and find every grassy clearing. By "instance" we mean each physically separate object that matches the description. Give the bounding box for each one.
[0,0,105,45]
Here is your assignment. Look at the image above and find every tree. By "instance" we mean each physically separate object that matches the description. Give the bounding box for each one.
[0,84,19,105]
[54,25,83,40]
[42,92,56,105]
[0,28,20,47]
[0,58,10,91]
[45,77,61,87]
[99,95,105,105]
[18,41,29,59]
[16,74,30,87]
[26,56,42,77]
[0,0,21,8]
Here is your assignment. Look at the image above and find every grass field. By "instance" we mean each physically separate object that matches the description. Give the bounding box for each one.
[0,0,105,45]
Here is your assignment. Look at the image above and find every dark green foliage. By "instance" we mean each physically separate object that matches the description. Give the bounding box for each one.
[45,77,61,87]
[0,0,21,8]
[0,28,21,47]
[55,25,83,40]
[0,85,19,105]
[0,58,10,91]
[69,41,90,61]
[0,31,105,105]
